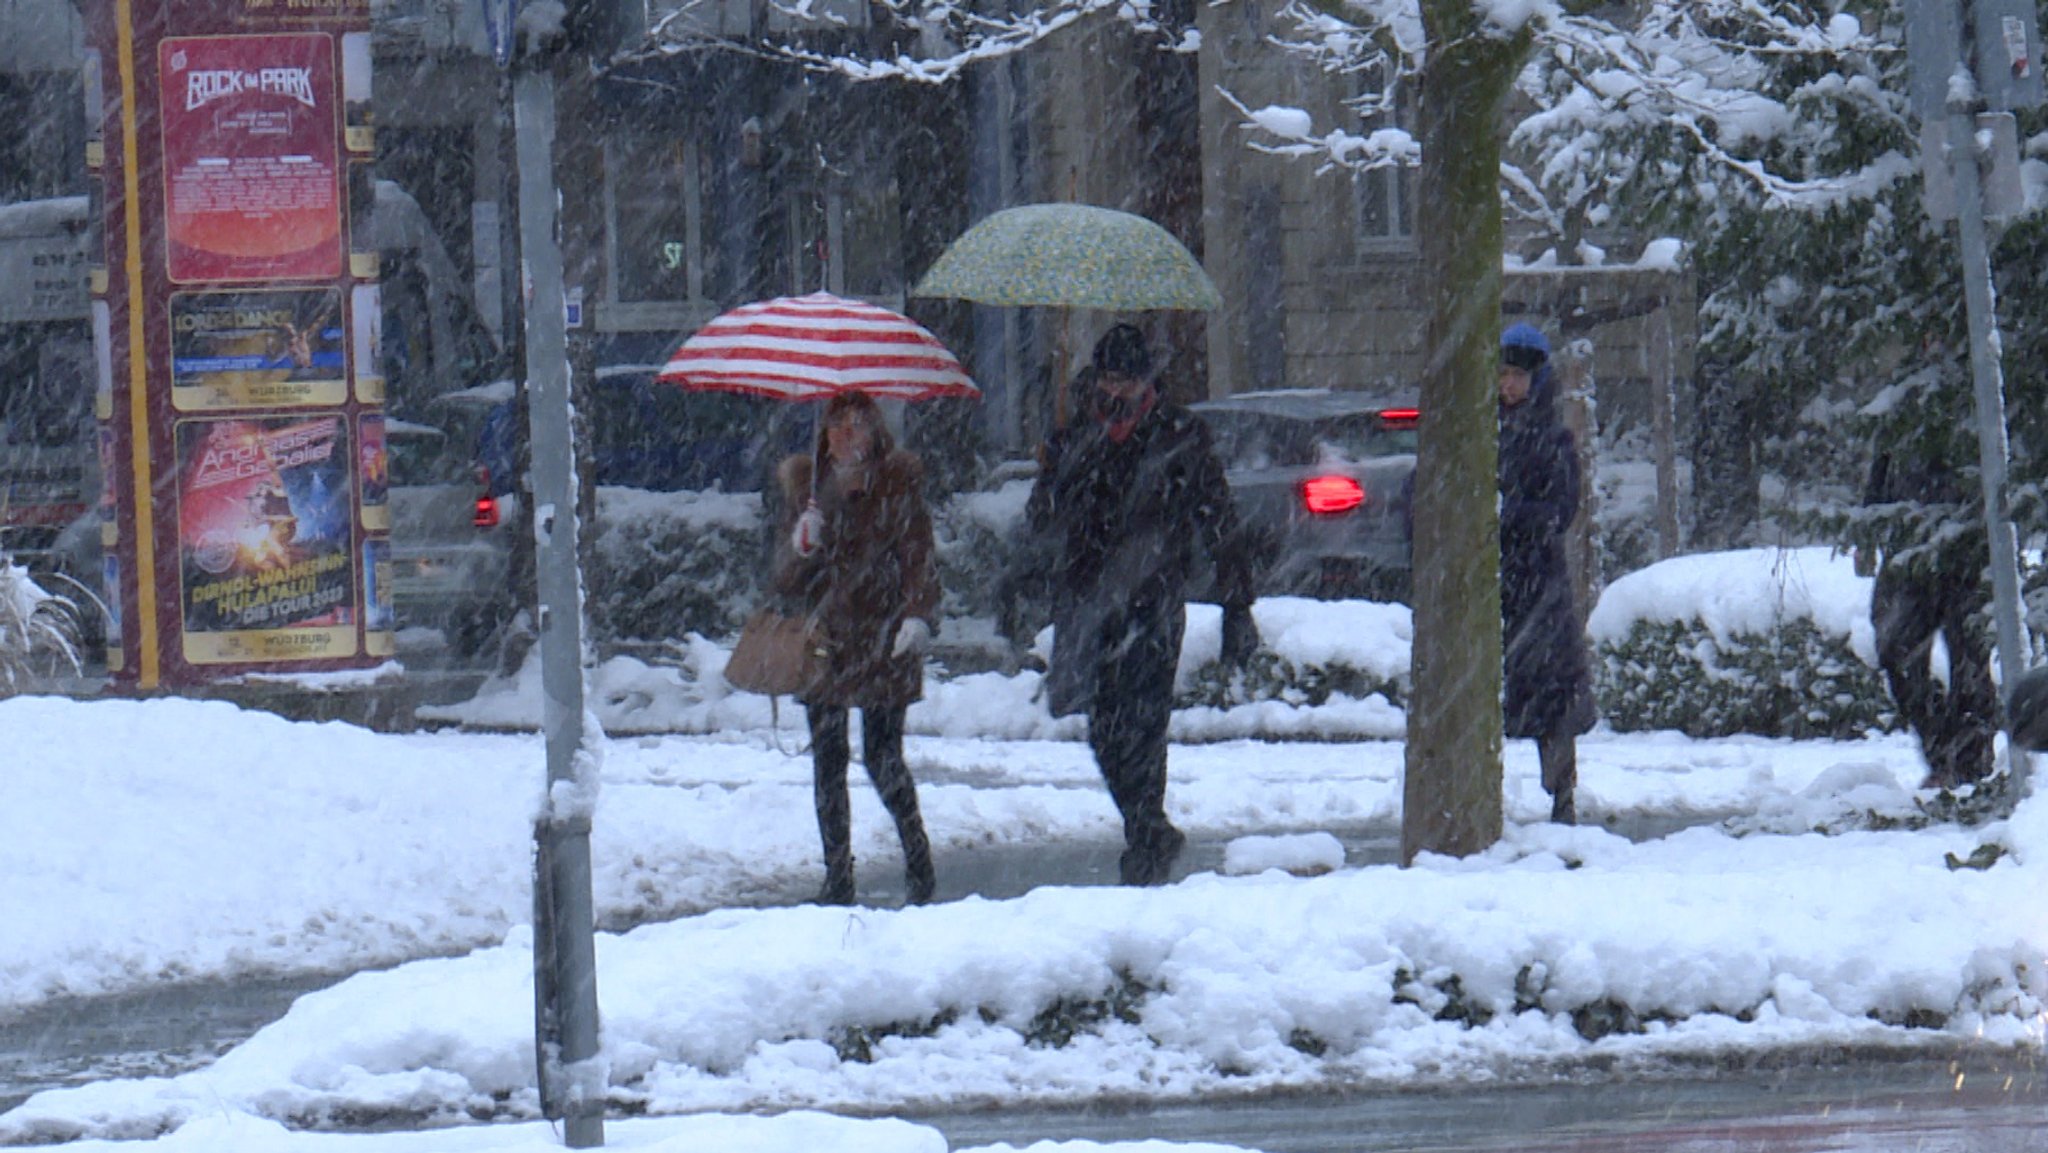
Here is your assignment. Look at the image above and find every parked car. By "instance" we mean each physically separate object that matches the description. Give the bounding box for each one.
[385,387,522,655]
[584,363,811,494]
[1190,388,1417,602]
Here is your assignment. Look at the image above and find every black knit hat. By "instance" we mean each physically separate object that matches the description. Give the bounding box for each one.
[1092,323,1154,380]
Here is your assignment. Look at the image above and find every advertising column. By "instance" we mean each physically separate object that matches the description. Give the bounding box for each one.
[86,0,390,688]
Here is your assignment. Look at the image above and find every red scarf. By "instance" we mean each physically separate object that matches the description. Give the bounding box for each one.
[1100,389,1158,444]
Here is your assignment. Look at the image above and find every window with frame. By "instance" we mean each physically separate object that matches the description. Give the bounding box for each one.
[607,134,726,305]
[786,178,903,302]
[1351,64,1416,254]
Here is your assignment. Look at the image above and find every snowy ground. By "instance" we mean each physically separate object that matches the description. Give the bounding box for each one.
[4,551,2045,1151]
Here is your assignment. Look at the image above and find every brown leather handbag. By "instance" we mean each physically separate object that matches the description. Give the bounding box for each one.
[725,608,815,696]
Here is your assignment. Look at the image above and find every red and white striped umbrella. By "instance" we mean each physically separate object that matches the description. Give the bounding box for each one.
[657,292,978,402]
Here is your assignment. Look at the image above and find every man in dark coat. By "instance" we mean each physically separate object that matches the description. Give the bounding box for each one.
[1498,324,1596,824]
[1857,439,1997,790]
[1027,323,1259,885]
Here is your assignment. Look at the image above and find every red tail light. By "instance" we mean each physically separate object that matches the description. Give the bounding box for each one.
[1378,407,1420,427]
[1302,475,1366,515]
[472,465,501,528]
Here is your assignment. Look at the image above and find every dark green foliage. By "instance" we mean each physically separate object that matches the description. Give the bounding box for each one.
[1595,617,1892,739]
[931,504,1022,623]
[1570,998,1643,1042]
[1177,649,1407,712]
[1394,968,1494,1027]
[584,485,1033,646]
[587,511,765,644]
[828,1009,959,1064]
[1515,1,2048,562]
[1022,970,1154,1048]
[1919,769,2029,828]
[1867,1006,1949,1030]
[1943,843,2007,872]
[1286,1028,1329,1057]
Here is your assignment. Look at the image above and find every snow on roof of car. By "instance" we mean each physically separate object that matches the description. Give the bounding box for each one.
[384,419,446,438]
[1191,387,1418,420]
[435,380,518,406]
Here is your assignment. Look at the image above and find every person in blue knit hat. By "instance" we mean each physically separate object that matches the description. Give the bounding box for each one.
[1498,323,1597,823]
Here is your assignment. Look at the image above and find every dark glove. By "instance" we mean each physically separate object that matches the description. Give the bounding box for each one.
[1220,604,1259,669]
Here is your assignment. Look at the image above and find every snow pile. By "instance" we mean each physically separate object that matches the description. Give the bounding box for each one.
[1220,833,1346,876]
[23,1111,949,1153]
[1587,547,1888,739]
[9,551,2040,1150]
[429,598,1413,742]
[1587,545,1875,664]
[8,805,2044,1141]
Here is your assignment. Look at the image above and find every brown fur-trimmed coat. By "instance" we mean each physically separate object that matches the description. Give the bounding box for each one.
[772,448,939,708]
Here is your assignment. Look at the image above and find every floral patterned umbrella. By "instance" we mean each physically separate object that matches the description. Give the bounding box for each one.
[912,203,1221,311]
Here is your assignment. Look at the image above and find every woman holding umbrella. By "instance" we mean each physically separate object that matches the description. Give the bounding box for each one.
[773,390,940,906]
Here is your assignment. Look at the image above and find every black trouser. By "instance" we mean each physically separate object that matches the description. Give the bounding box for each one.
[1873,568,1997,786]
[1086,604,1186,885]
[1538,733,1577,823]
[808,703,935,902]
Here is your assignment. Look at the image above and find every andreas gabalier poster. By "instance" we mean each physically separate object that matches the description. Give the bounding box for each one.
[175,415,355,664]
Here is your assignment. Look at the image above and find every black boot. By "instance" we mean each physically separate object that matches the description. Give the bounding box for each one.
[815,869,855,906]
[1549,789,1577,826]
[906,861,936,907]
[1539,735,1578,826]
[1119,825,1187,887]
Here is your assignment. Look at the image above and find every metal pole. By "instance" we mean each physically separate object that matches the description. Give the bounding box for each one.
[514,64,604,1148]
[1944,96,2034,794]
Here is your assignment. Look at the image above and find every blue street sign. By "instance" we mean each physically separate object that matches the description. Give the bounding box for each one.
[483,0,515,68]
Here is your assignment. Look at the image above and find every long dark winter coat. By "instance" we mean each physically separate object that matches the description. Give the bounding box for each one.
[1499,362,1596,739]
[773,445,939,709]
[1862,447,1996,785]
[1027,398,1255,718]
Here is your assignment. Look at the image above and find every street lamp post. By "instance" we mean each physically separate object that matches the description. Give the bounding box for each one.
[509,9,605,1147]
[1905,0,2040,796]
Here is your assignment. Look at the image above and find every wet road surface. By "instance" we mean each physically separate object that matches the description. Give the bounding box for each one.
[910,1049,2047,1151]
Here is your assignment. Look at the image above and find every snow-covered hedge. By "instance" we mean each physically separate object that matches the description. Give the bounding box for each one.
[1588,547,1892,739]
[588,480,1041,645]
[588,487,768,643]
[931,477,1033,623]
[566,494,1896,742]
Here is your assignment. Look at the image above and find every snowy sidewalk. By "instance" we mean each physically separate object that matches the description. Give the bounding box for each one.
[6,693,2045,1146]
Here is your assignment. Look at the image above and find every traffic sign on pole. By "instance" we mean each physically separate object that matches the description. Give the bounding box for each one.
[1972,0,2044,109]
[484,0,517,69]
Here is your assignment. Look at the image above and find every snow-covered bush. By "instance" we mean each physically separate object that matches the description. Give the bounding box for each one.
[1178,649,1407,712]
[931,477,1032,623]
[1,558,79,692]
[1596,616,1890,739]
[585,480,1039,647]
[1589,547,1891,739]
[587,487,768,644]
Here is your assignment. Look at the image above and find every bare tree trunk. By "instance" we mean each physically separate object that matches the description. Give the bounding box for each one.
[1402,7,1528,863]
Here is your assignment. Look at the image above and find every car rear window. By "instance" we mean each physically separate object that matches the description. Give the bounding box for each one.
[1203,414,1317,469]
[1314,415,1417,462]
[386,424,467,486]
[1203,411,1416,469]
